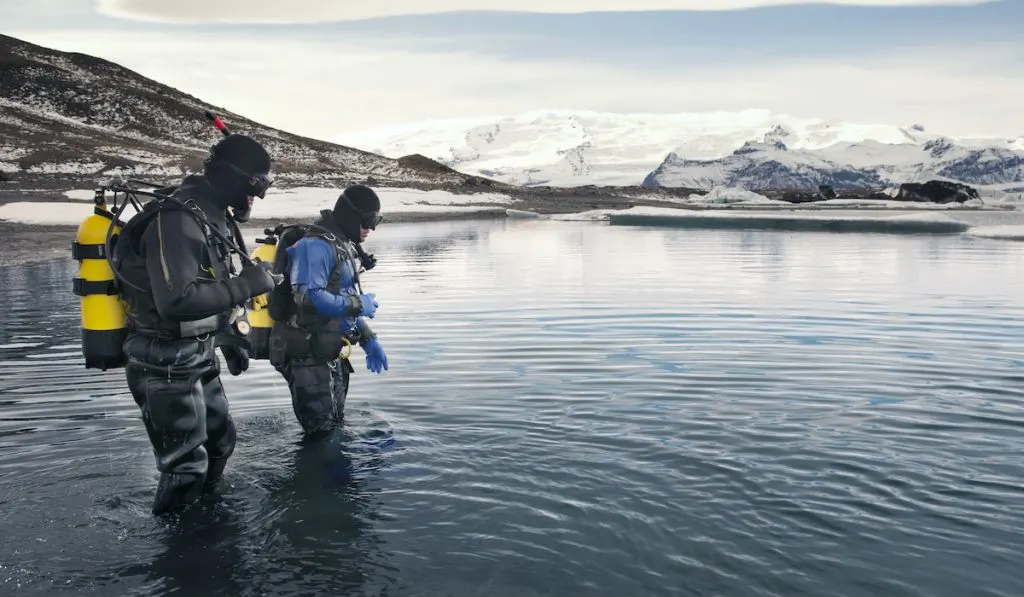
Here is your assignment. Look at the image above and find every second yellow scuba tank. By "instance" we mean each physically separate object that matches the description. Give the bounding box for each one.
[72,190,128,370]
[246,229,279,360]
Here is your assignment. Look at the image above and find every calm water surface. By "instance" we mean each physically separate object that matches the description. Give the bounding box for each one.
[1,218,1023,596]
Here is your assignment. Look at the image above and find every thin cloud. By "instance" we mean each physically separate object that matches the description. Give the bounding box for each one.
[97,0,989,23]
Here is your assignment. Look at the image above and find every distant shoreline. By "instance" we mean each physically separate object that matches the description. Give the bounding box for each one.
[1,183,1013,219]
[1,182,1016,268]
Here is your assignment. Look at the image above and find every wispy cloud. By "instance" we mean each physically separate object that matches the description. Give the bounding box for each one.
[4,0,1021,139]
[9,28,1023,139]
[97,0,991,23]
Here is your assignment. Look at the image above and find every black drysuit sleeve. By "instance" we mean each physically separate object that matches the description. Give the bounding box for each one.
[140,208,251,322]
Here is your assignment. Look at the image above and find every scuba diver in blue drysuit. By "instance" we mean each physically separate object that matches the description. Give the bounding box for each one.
[267,184,389,436]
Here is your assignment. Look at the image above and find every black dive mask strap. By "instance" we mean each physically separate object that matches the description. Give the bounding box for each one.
[217,159,274,199]
[342,194,382,229]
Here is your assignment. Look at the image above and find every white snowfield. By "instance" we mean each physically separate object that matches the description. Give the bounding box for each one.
[0,186,513,226]
[254,186,513,217]
[337,108,1024,189]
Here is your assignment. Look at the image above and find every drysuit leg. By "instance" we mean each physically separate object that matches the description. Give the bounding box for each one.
[275,357,350,436]
[124,334,237,515]
[199,358,237,490]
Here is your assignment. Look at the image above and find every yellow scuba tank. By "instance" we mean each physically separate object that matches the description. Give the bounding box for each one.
[72,190,127,370]
[246,230,279,360]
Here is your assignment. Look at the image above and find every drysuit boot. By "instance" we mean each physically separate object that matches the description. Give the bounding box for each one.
[124,333,238,515]
[275,357,350,436]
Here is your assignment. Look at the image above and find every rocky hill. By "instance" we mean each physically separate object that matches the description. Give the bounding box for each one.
[0,33,493,191]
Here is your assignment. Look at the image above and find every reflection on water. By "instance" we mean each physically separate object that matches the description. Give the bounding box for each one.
[1,218,1023,596]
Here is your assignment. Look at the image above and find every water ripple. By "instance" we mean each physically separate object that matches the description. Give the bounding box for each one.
[1,221,1023,596]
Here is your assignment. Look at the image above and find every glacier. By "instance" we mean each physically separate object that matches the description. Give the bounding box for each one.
[337,109,1024,192]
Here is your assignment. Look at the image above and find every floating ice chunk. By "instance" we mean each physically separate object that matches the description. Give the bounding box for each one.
[606,206,972,234]
[549,209,614,221]
[686,186,787,205]
[965,225,1024,241]
[505,208,545,219]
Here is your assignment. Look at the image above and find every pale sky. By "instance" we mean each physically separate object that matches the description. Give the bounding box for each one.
[95,0,988,21]
[3,0,1022,141]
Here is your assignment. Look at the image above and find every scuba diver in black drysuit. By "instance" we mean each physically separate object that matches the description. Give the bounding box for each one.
[111,133,279,515]
[267,184,389,437]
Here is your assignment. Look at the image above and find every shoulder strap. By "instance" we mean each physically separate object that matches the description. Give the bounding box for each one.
[173,198,226,276]
[273,225,312,274]
[265,224,311,322]
[303,223,338,244]
[110,197,200,294]
[118,197,177,249]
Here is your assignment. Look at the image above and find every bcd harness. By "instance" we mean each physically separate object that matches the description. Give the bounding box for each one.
[265,219,369,369]
[111,190,251,342]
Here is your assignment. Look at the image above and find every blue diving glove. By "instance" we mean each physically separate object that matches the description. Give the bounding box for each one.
[358,293,379,318]
[363,337,388,373]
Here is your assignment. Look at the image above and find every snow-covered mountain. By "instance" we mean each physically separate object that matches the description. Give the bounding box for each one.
[339,109,724,187]
[0,33,485,190]
[338,109,1024,190]
[646,127,1024,190]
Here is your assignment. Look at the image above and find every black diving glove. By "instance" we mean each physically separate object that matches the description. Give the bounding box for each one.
[220,345,249,376]
[235,262,278,298]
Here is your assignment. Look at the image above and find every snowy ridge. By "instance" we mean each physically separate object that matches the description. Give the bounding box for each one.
[648,134,1024,190]
[0,33,484,189]
[338,109,1024,190]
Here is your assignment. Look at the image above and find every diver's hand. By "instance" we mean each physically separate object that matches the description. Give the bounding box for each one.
[363,337,388,373]
[253,258,285,286]
[220,345,249,376]
[236,262,277,298]
[358,293,379,318]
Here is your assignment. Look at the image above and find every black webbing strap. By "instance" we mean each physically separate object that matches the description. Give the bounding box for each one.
[71,242,106,260]
[72,277,118,296]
